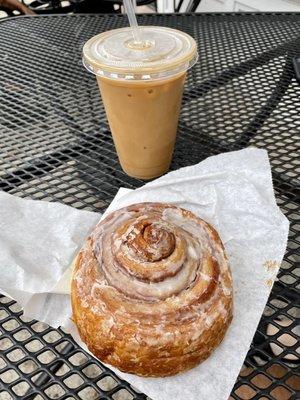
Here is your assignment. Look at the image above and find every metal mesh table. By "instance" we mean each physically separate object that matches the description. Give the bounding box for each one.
[0,12,299,400]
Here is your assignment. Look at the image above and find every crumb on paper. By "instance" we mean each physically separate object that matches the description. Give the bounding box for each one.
[265,279,274,288]
[264,260,279,272]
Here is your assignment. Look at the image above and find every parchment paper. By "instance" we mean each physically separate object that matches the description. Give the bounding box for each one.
[0,148,289,400]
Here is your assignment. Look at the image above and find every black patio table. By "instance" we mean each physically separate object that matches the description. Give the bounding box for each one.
[0,12,299,400]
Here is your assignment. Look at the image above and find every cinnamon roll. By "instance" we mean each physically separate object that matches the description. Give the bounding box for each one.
[71,202,233,377]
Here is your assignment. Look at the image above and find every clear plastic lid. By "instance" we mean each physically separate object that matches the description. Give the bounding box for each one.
[82,26,198,80]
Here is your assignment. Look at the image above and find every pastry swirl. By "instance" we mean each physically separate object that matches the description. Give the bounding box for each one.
[71,202,233,377]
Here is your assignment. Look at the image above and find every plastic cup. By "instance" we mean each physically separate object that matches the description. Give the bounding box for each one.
[83,26,198,179]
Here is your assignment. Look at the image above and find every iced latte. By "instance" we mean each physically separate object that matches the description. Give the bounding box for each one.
[83,26,198,179]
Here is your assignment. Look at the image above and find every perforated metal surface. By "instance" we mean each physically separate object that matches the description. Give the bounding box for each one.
[0,13,299,400]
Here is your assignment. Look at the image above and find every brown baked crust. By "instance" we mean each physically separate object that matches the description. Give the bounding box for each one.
[71,202,233,377]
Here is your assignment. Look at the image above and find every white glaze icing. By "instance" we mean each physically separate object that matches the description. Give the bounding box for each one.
[74,203,232,337]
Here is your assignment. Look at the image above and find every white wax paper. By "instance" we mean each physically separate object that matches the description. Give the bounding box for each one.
[0,191,100,325]
[0,148,289,400]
